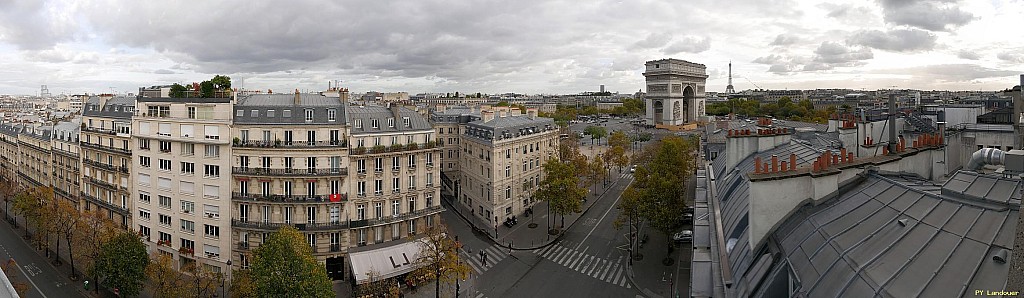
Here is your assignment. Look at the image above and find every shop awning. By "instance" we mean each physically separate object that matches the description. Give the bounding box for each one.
[349,239,428,284]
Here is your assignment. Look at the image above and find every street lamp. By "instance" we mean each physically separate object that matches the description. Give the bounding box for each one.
[222,260,232,298]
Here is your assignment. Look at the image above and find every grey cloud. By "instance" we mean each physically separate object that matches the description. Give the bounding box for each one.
[882,64,1018,82]
[997,52,1024,63]
[957,50,981,60]
[662,37,711,54]
[768,64,797,74]
[770,34,800,46]
[153,69,176,74]
[0,0,79,50]
[632,32,673,49]
[847,29,936,52]
[819,3,875,20]
[813,42,873,65]
[753,54,787,65]
[877,0,974,31]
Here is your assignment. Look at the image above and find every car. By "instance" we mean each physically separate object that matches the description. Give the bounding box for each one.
[683,212,693,222]
[673,230,693,243]
[630,165,637,173]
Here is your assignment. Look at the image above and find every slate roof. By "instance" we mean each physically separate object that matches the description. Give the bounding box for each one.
[52,119,81,142]
[233,94,346,125]
[464,116,556,143]
[703,142,1021,297]
[82,96,136,119]
[430,106,482,124]
[347,104,433,135]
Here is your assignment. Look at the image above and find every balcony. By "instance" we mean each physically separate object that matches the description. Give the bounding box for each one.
[330,244,341,252]
[237,241,250,250]
[350,141,438,156]
[83,159,117,172]
[80,142,132,155]
[85,176,124,192]
[81,126,117,136]
[231,220,349,231]
[231,167,348,177]
[348,205,444,228]
[232,139,348,149]
[231,192,347,203]
[81,192,130,215]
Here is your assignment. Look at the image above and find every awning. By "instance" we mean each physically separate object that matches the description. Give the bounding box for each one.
[349,239,428,284]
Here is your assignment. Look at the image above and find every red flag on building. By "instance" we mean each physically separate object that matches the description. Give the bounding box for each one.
[329,193,342,202]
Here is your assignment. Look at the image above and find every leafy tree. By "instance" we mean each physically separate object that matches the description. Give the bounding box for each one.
[170,83,189,98]
[251,226,333,298]
[588,155,608,189]
[199,80,215,98]
[183,261,223,298]
[496,101,510,107]
[146,253,188,298]
[583,126,607,145]
[606,131,630,172]
[408,224,471,298]
[75,209,118,294]
[211,75,232,90]
[229,269,257,298]
[537,158,586,229]
[94,231,149,297]
[0,179,17,221]
[52,197,82,274]
[620,136,696,259]
[357,269,400,298]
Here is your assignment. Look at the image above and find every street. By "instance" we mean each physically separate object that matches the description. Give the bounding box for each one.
[0,216,86,298]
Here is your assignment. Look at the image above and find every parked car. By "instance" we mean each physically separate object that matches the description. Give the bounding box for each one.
[673,230,693,243]
[683,212,693,222]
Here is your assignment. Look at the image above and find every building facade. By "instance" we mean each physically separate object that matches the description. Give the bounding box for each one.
[132,96,234,274]
[80,96,135,227]
[455,107,557,224]
[51,120,81,206]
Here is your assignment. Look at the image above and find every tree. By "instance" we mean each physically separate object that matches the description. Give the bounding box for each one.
[357,269,400,298]
[183,260,223,298]
[229,269,257,298]
[536,158,586,229]
[199,80,215,98]
[52,197,82,273]
[94,231,150,297]
[408,224,471,298]
[75,209,118,294]
[251,226,333,298]
[170,83,189,98]
[0,179,17,221]
[210,75,232,90]
[146,253,188,298]
[496,101,510,107]
[606,131,630,172]
[583,126,607,145]
[589,155,608,189]
[619,136,696,260]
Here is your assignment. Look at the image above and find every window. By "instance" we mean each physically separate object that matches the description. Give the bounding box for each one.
[180,219,195,234]
[426,153,433,166]
[204,125,219,140]
[203,185,220,200]
[374,179,383,195]
[357,181,366,196]
[139,208,151,220]
[328,109,336,121]
[139,156,151,167]
[408,219,416,235]
[307,233,316,249]
[181,162,195,174]
[283,207,293,224]
[375,227,383,243]
[426,194,433,207]
[159,195,171,209]
[357,159,366,174]
[283,109,292,118]
[330,206,340,223]
[392,224,400,240]
[387,118,394,128]
[330,156,341,172]
[307,130,316,146]
[392,200,400,216]
[392,156,400,171]
[159,159,171,171]
[262,130,271,142]
[408,175,416,189]
[403,117,411,127]
[408,197,416,213]
[305,109,314,122]
[204,165,220,178]
[330,180,340,195]
[426,174,433,187]
[371,119,379,128]
[204,224,220,238]
[139,225,150,240]
[204,145,219,157]
[307,206,317,224]
[505,165,511,177]
[203,204,220,219]
[139,192,151,204]
[158,177,172,190]
[354,119,362,129]
[284,181,293,197]
[506,186,512,200]
[358,229,367,246]
[408,154,416,168]
[159,232,171,244]
[375,158,383,172]
[306,181,316,197]
[506,207,512,215]
[180,124,194,138]
[250,110,258,117]
[284,131,293,145]
[392,177,400,193]
[181,143,194,156]
[240,130,249,142]
[190,107,198,119]
[307,156,316,172]
[159,214,171,226]
[261,181,271,197]
[267,110,275,118]
[357,204,365,220]
[374,202,383,219]
[181,200,194,214]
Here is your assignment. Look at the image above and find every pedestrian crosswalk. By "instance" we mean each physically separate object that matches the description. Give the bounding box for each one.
[460,243,511,275]
[531,243,631,288]
[620,172,634,179]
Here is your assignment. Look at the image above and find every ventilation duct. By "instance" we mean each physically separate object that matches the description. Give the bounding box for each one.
[966,148,1004,171]
[993,248,1009,264]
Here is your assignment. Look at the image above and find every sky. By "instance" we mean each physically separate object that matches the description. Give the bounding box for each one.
[0,0,1021,96]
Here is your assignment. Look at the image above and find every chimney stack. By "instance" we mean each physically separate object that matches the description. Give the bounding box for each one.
[482,110,495,123]
[294,89,301,105]
[527,108,538,119]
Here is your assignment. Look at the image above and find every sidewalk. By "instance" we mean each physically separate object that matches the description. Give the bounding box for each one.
[625,171,699,298]
[442,172,626,252]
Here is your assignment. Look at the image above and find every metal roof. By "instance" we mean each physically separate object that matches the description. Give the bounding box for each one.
[233,94,346,125]
[347,104,433,135]
[82,96,136,119]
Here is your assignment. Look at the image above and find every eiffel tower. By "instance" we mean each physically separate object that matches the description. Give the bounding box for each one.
[725,61,735,95]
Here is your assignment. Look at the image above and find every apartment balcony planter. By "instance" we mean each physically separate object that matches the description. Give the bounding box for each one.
[178,247,194,256]
[81,126,117,135]
[231,167,348,177]
[351,142,439,156]
[232,140,348,149]
[231,219,348,231]
[157,240,172,247]
[231,192,348,203]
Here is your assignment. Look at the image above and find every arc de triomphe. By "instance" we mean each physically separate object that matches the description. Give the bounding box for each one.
[642,58,708,126]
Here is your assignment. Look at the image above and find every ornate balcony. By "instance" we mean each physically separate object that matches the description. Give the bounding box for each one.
[81,126,117,136]
[80,142,132,155]
[231,167,348,177]
[231,220,349,231]
[231,192,347,203]
[348,205,444,228]
[81,192,130,215]
[232,139,348,149]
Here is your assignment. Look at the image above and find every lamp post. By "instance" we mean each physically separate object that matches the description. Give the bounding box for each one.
[222,260,232,298]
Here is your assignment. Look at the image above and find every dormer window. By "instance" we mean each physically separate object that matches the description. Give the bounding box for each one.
[371,119,379,129]
[403,117,411,128]
[305,109,313,122]
[387,118,394,128]
[355,119,363,128]
[328,109,336,122]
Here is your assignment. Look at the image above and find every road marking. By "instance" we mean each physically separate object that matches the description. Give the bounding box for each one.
[571,254,589,271]
[568,251,587,269]
[589,259,606,277]
[575,175,631,250]
[14,260,48,298]
[600,261,614,280]
[475,293,484,298]
[567,247,587,268]
[578,255,595,273]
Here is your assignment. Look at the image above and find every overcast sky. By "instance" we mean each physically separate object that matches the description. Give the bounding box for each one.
[0,0,1021,96]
